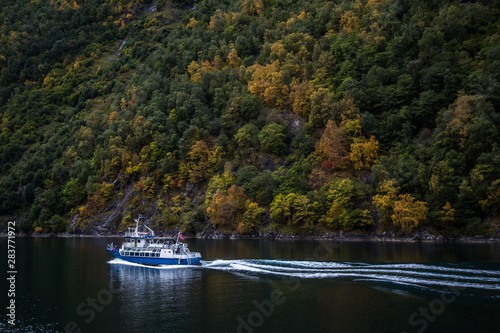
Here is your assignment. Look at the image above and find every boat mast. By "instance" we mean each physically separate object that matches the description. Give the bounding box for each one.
[144,224,155,237]
[133,216,140,236]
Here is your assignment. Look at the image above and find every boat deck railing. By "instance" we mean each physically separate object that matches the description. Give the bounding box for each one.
[124,231,154,238]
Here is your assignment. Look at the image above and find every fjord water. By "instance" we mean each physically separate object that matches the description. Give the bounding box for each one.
[1,238,500,333]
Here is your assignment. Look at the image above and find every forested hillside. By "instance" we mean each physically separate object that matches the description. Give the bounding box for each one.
[1,0,499,237]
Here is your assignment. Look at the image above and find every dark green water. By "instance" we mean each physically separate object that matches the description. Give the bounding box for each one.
[1,238,500,333]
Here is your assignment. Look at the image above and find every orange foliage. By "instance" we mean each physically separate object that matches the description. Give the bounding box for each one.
[186,17,200,29]
[315,120,350,170]
[207,185,248,232]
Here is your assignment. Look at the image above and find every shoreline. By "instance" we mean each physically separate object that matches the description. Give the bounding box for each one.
[1,231,499,243]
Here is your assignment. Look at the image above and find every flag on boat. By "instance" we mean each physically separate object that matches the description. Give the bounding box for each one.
[178,232,185,240]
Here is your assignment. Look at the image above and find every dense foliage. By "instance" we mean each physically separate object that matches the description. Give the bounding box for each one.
[1,0,499,237]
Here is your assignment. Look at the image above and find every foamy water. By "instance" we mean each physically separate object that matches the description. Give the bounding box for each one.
[108,258,500,294]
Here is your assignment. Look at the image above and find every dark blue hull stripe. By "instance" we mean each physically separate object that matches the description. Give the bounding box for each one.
[108,249,201,265]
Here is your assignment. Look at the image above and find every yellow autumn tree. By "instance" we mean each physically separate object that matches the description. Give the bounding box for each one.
[108,111,118,124]
[187,61,202,83]
[440,202,455,225]
[201,60,214,72]
[391,193,428,233]
[270,40,286,62]
[289,78,314,118]
[340,95,361,124]
[479,180,500,218]
[237,202,265,235]
[186,17,200,29]
[270,193,314,231]
[242,0,266,16]
[340,10,360,32]
[349,135,379,170]
[444,95,475,149]
[120,97,127,111]
[227,48,242,68]
[209,9,225,30]
[248,61,289,108]
[373,178,400,229]
[181,140,222,184]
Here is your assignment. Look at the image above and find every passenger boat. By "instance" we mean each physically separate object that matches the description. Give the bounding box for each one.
[106,216,202,265]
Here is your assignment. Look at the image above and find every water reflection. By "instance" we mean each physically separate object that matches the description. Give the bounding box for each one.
[109,261,202,302]
[107,261,204,332]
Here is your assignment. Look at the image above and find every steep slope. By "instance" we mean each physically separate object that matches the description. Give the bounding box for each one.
[1,0,499,237]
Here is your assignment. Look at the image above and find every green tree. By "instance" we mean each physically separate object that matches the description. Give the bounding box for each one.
[323,178,372,231]
[63,178,85,207]
[237,202,265,235]
[235,123,259,159]
[258,123,287,156]
[270,193,314,232]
